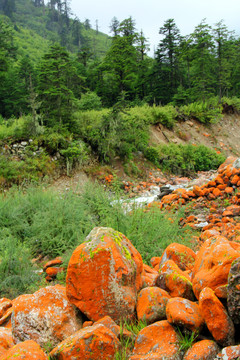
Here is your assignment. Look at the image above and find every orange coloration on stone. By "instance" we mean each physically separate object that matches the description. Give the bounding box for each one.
[12,285,82,348]
[95,316,120,338]
[43,257,63,270]
[142,264,159,287]
[183,340,219,360]
[49,323,120,360]
[215,285,228,299]
[150,257,162,268]
[225,187,234,194]
[199,287,235,346]
[45,266,64,277]
[82,321,93,328]
[0,340,48,360]
[166,297,204,331]
[212,188,222,197]
[230,174,240,185]
[161,193,179,204]
[192,236,240,299]
[215,175,224,185]
[66,227,143,323]
[157,260,194,300]
[216,345,240,360]
[0,328,14,357]
[158,243,196,272]
[136,287,170,324]
[129,320,181,360]
[200,229,220,241]
[193,186,204,197]
[0,307,12,327]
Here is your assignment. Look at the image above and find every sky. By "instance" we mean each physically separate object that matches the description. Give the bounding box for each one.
[70,0,240,56]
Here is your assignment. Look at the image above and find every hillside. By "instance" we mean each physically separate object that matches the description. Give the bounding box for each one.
[0,0,111,62]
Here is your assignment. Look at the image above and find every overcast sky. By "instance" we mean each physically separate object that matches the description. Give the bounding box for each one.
[70,0,240,55]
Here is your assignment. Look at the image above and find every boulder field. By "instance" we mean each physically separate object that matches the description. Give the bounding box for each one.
[1,157,240,359]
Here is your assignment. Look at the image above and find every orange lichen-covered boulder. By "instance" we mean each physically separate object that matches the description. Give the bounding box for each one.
[166,297,204,332]
[192,236,240,299]
[129,320,181,360]
[141,264,159,287]
[0,340,48,360]
[49,323,120,360]
[12,285,82,348]
[0,328,14,357]
[157,243,196,272]
[66,227,143,323]
[216,345,240,360]
[183,340,220,360]
[199,287,235,347]
[136,287,170,324]
[157,260,194,300]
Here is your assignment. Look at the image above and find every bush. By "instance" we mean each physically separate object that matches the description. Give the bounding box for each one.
[77,91,102,111]
[178,98,222,124]
[145,144,225,175]
[150,105,177,129]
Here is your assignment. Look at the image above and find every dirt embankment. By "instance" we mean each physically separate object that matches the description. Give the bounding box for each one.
[150,114,240,157]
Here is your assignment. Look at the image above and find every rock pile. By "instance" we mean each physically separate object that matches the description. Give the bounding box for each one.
[1,158,240,359]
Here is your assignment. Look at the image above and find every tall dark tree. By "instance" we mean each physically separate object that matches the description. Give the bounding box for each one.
[1,0,15,18]
[155,19,181,102]
[109,17,119,36]
[38,44,76,128]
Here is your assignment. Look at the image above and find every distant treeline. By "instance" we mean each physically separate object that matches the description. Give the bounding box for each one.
[1,0,240,125]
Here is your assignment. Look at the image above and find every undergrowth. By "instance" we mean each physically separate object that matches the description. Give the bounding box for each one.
[0,181,197,298]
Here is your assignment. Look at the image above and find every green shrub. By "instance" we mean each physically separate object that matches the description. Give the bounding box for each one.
[178,98,222,124]
[0,229,39,298]
[77,91,102,111]
[150,105,177,129]
[145,144,225,175]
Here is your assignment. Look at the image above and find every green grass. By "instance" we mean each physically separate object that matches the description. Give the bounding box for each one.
[0,181,197,298]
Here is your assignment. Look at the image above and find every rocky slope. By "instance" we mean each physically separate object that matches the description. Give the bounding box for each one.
[1,157,240,359]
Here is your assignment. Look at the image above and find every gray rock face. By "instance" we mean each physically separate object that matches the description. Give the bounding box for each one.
[227,257,240,324]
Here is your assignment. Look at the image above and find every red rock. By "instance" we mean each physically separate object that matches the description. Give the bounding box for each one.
[136,287,170,324]
[43,257,63,270]
[216,345,240,360]
[82,321,93,328]
[12,285,82,348]
[166,297,204,332]
[225,187,234,194]
[193,186,204,197]
[157,260,194,300]
[45,266,64,277]
[183,340,220,360]
[49,323,120,360]
[158,243,196,272]
[230,174,240,185]
[225,205,240,216]
[66,227,143,323]
[0,340,48,360]
[192,236,240,299]
[212,188,222,197]
[141,264,159,287]
[215,285,228,299]
[199,287,235,346]
[150,257,162,268]
[129,320,181,360]
[0,328,14,357]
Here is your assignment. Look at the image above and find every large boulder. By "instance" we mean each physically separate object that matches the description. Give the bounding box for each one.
[12,285,82,348]
[166,297,204,332]
[227,257,240,324]
[66,227,143,323]
[0,340,48,360]
[199,287,235,347]
[136,287,170,324]
[192,236,240,299]
[129,320,181,360]
[183,340,219,360]
[157,243,196,272]
[49,323,120,360]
